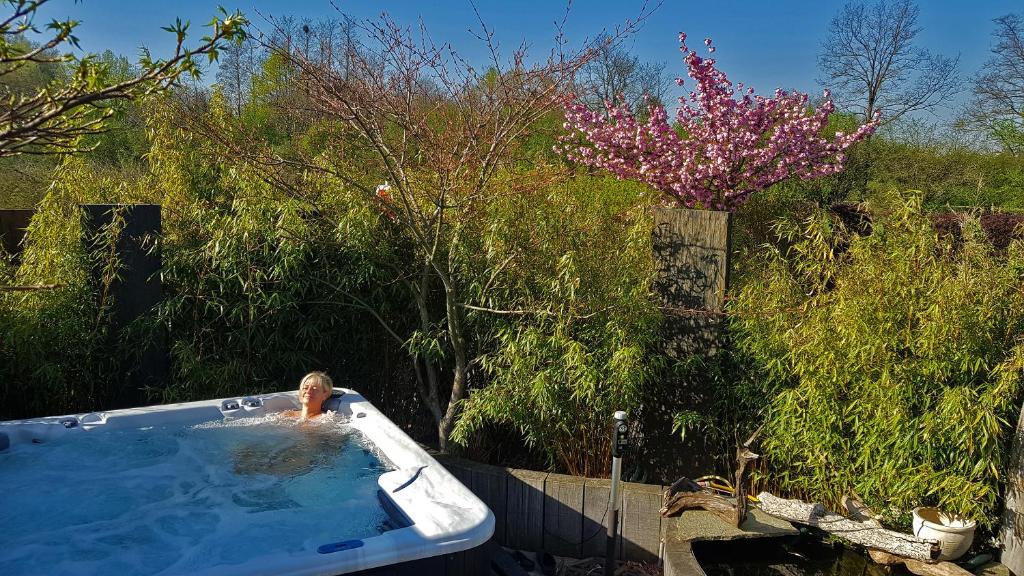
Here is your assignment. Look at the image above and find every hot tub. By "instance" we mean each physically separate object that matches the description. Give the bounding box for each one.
[0,390,495,576]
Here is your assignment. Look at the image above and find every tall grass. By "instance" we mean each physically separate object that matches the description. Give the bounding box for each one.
[732,192,1024,527]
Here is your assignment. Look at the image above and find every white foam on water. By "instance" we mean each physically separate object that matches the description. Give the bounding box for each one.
[0,413,395,576]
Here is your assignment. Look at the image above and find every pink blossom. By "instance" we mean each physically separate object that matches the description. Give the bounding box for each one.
[558,34,879,211]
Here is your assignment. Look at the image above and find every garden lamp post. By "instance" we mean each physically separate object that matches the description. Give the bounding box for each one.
[605,410,628,576]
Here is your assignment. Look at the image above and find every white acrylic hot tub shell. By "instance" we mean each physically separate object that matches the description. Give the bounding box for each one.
[0,390,495,576]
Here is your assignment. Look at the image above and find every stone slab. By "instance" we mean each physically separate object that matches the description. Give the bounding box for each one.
[663,508,799,544]
[661,508,799,576]
[662,541,704,576]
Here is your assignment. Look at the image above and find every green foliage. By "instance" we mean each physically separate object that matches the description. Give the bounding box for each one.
[78,51,150,167]
[864,126,1024,210]
[138,100,413,403]
[452,177,663,476]
[732,192,1024,527]
[0,98,418,425]
[0,1,247,157]
[0,161,134,418]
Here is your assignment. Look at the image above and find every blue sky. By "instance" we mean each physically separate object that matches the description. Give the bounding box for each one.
[31,1,1024,120]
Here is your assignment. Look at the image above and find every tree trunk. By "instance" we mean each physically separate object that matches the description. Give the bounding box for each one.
[411,265,443,426]
[437,281,469,453]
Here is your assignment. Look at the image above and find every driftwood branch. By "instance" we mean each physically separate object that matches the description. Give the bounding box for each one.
[841,494,882,527]
[660,485,737,525]
[661,430,760,528]
[868,550,972,576]
[843,496,968,575]
[757,492,940,561]
[0,284,64,292]
[733,428,760,526]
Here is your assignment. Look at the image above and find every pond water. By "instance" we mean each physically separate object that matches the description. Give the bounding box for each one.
[0,413,394,576]
[695,538,910,576]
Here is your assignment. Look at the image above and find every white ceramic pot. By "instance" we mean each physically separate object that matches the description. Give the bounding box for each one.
[911,507,977,561]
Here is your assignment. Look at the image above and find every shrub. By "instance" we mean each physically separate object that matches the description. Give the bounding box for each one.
[0,160,142,418]
[451,177,663,477]
[732,192,1024,527]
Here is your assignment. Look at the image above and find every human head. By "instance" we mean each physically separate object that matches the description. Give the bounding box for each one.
[298,371,333,413]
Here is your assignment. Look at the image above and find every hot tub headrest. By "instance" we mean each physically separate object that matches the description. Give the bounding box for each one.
[322,391,346,413]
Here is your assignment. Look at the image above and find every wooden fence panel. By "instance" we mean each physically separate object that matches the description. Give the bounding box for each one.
[505,469,547,551]
[80,204,166,401]
[618,482,664,563]
[470,463,508,544]
[434,458,668,563]
[581,477,615,558]
[543,473,585,557]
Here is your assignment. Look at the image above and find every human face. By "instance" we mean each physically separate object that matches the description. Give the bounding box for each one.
[298,380,330,407]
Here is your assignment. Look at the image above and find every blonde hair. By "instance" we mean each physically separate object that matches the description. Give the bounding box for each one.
[299,371,333,395]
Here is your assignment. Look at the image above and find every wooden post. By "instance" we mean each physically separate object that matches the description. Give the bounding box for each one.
[647,207,733,481]
[81,204,167,404]
[0,209,34,263]
[651,207,732,358]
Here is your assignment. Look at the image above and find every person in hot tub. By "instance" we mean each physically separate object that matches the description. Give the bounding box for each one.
[283,371,335,421]
[233,372,338,476]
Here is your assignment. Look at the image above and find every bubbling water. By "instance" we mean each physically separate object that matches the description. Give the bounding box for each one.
[0,413,395,575]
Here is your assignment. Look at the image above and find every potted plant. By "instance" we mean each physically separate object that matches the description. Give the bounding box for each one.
[912,507,977,561]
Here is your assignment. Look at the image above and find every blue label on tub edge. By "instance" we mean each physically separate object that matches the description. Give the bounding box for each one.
[317,539,364,554]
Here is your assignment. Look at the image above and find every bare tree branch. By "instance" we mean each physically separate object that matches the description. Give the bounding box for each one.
[0,0,248,157]
[959,13,1024,154]
[818,0,960,125]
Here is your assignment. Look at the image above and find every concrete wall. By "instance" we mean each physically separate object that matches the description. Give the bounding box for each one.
[436,455,665,563]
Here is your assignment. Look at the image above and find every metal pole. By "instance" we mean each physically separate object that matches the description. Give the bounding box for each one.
[605,410,627,576]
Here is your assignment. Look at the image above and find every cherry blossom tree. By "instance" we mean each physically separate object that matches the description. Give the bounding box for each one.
[560,33,879,210]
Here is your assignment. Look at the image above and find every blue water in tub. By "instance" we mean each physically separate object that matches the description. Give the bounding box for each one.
[0,413,395,575]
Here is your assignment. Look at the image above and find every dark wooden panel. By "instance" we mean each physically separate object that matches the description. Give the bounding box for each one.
[80,204,166,402]
[433,455,507,545]
[618,482,664,563]
[505,469,546,551]
[352,552,447,575]
[0,209,33,261]
[581,477,615,559]
[543,473,584,557]
[435,455,474,489]
[471,464,508,544]
[444,537,495,576]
